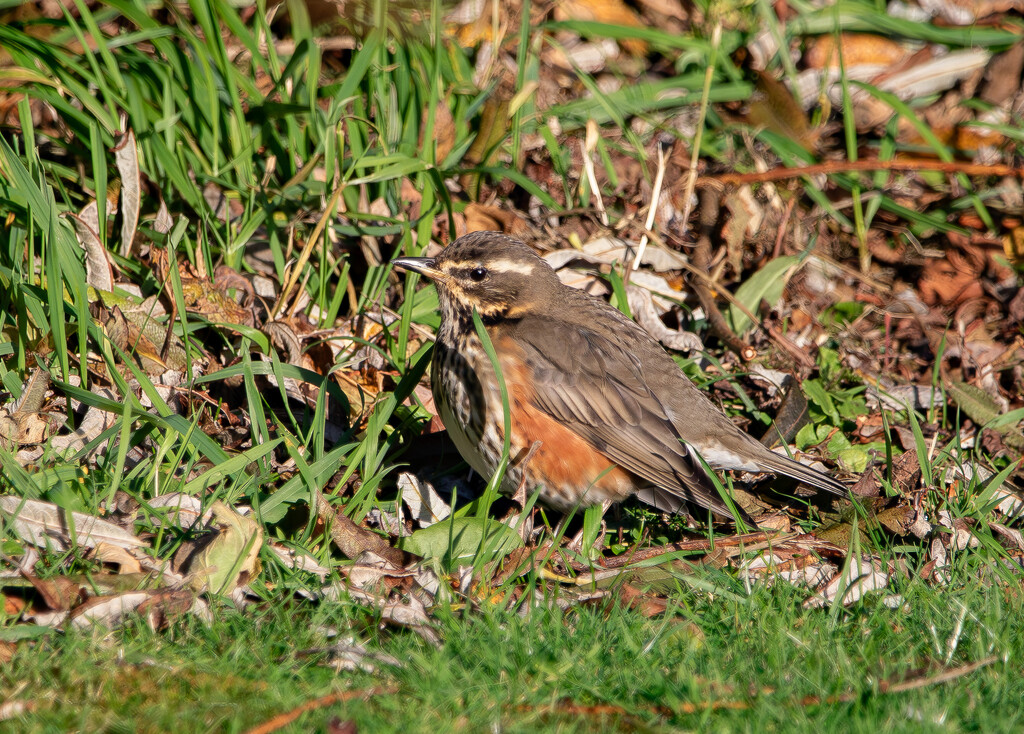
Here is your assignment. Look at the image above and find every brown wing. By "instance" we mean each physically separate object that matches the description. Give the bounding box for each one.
[505,313,736,518]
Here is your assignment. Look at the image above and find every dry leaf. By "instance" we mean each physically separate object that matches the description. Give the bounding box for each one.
[1003,226,1024,267]
[69,208,114,292]
[113,128,140,257]
[626,285,703,352]
[924,0,1024,23]
[804,34,912,70]
[68,591,151,629]
[398,473,452,527]
[91,542,143,574]
[748,70,818,151]
[804,555,890,608]
[145,493,208,529]
[49,387,118,455]
[24,573,85,611]
[187,501,263,595]
[136,589,201,631]
[554,0,647,56]
[0,497,147,550]
[268,543,332,579]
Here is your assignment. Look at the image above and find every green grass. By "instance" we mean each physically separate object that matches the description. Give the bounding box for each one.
[6,577,1021,732]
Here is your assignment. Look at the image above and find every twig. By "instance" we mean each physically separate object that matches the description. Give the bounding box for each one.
[581,121,609,227]
[881,655,998,694]
[601,531,783,569]
[244,686,397,734]
[699,158,1024,187]
[772,196,798,259]
[631,140,668,274]
[764,324,816,370]
[691,188,756,360]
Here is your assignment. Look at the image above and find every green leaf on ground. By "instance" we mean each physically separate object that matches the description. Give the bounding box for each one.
[399,516,523,567]
[726,255,800,335]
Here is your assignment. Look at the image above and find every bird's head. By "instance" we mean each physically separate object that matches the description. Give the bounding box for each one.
[392,232,560,323]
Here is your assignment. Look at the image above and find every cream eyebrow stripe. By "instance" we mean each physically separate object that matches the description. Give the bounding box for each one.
[458,258,537,275]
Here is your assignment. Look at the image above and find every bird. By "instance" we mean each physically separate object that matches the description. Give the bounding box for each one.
[392,231,846,519]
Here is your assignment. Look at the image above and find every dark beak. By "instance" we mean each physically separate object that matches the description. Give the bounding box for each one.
[392,256,442,280]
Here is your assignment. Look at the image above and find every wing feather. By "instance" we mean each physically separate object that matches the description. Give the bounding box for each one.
[509,316,734,516]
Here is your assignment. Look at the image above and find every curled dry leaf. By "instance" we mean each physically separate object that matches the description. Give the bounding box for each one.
[803,555,890,608]
[398,472,452,528]
[90,542,143,574]
[316,493,405,565]
[68,591,151,629]
[543,38,620,73]
[145,492,209,529]
[929,537,950,585]
[748,71,818,151]
[742,553,836,589]
[268,543,332,580]
[990,485,1024,518]
[320,579,441,646]
[10,366,49,414]
[136,589,203,631]
[174,260,255,328]
[424,99,456,164]
[585,235,689,272]
[306,637,406,673]
[923,0,1024,24]
[49,388,118,456]
[989,522,1024,551]
[919,252,985,306]
[24,573,86,611]
[0,411,60,450]
[463,202,530,237]
[0,369,59,452]
[626,285,703,353]
[153,199,174,235]
[936,510,980,551]
[113,128,140,257]
[69,208,114,292]
[615,583,669,618]
[866,230,907,264]
[793,49,991,129]
[380,594,442,646]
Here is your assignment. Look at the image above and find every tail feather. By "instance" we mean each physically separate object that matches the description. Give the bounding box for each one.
[756,450,847,496]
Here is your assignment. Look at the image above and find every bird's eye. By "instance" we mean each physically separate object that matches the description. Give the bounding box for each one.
[469,267,488,282]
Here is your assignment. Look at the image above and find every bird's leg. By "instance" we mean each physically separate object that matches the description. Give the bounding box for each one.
[511,440,542,507]
[508,440,542,543]
[565,500,612,558]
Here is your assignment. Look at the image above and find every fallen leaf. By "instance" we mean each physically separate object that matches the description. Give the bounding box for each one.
[91,542,143,574]
[68,591,151,629]
[804,555,890,608]
[0,497,147,550]
[398,473,452,527]
[554,0,647,56]
[187,501,263,595]
[803,34,912,70]
[113,128,140,257]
